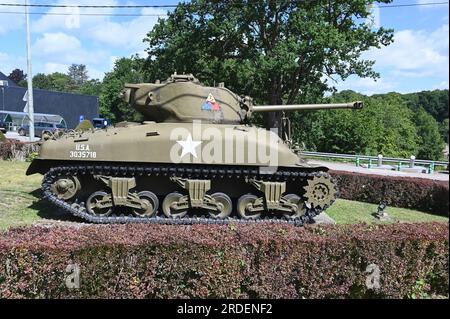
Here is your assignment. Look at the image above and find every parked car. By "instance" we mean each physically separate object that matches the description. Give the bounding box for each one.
[92,117,110,129]
[0,120,7,133]
[18,122,67,138]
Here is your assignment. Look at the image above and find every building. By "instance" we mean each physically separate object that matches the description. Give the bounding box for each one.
[0,71,99,129]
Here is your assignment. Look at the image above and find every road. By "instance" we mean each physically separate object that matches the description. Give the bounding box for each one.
[309,159,449,181]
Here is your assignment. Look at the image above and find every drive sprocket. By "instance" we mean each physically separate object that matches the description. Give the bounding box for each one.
[303,174,337,209]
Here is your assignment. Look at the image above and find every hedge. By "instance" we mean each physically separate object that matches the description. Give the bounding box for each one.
[330,170,449,216]
[0,140,39,161]
[0,222,447,299]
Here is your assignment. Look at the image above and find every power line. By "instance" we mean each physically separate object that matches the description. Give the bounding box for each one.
[0,1,448,10]
[0,1,448,16]
[0,3,179,8]
[0,11,166,16]
[377,1,449,8]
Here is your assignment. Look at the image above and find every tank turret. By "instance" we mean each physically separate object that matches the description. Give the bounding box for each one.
[121,72,362,125]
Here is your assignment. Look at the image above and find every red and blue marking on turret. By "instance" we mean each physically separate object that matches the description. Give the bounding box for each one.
[201,93,221,111]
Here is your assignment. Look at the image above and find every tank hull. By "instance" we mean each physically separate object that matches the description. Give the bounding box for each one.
[29,123,336,226]
[27,122,320,174]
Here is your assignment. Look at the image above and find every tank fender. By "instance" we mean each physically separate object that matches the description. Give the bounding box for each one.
[26,159,47,175]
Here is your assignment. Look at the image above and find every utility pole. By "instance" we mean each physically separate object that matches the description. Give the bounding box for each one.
[25,0,35,141]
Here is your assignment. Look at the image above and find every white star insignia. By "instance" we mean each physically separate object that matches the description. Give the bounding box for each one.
[177,134,202,158]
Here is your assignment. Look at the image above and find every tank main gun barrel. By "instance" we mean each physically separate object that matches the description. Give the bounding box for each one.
[251,101,363,112]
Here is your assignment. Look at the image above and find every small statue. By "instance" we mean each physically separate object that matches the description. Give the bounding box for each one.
[375,202,392,221]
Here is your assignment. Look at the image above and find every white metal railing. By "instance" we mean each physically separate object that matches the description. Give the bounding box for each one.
[300,151,449,174]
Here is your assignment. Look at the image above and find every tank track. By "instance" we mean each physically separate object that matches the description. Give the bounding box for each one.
[41,163,335,226]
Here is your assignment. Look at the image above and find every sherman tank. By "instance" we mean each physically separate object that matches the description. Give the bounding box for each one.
[27,73,362,226]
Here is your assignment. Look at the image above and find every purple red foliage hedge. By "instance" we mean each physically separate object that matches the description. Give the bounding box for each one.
[330,170,449,216]
[0,222,447,299]
[0,140,38,160]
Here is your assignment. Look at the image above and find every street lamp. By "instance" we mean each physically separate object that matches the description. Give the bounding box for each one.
[25,0,35,141]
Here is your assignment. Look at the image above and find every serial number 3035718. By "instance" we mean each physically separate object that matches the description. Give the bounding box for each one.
[69,150,97,159]
[69,144,97,159]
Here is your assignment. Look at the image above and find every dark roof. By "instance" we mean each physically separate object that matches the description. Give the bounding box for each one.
[0,71,19,87]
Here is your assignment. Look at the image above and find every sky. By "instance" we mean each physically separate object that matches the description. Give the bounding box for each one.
[0,0,448,95]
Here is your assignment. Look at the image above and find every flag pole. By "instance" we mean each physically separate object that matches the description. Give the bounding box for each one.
[25,0,35,141]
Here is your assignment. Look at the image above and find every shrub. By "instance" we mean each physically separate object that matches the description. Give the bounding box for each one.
[330,170,449,216]
[0,131,6,142]
[0,222,447,299]
[26,152,39,162]
[75,120,94,132]
[0,140,39,161]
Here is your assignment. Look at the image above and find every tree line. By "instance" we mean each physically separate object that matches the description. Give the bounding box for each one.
[5,0,449,160]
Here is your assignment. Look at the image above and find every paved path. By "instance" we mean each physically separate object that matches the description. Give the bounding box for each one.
[309,159,449,181]
[5,131,40,142]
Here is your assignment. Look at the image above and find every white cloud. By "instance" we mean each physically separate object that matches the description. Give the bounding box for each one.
[32,0,117,33]
[0,51,26,75]
[416,0,447,9]
[33,33,81,55]
[335,76,397,95]
[365,23,449,78]
[433,80,449,90]
[31,1,165,52]
[32,32,108,66]
[24,0,166,79]
[87,67,105,80]
[88,8,166,50]
[43,62,70,74]
[336,23,450,94]
[0,0,25,34]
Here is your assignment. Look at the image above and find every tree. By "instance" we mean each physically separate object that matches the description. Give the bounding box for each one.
[32,73,52,90]
[8,69,26,84]
[99,56,146,122]
[79,79,102,96]
[68,64,89,88]
[292,90,420,158]
[404,89,449,123]
[439,118,449,144]
[414,108,444,160]
[32,72,74,92]
[144,0,394,131]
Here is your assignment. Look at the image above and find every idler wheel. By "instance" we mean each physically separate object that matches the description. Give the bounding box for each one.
[209,192,232,219]
[133,191,159,217]
[51,176,80,200]
[303,175,337,209]
[237,194,260,220]
[86,191,113,217]
[283,194,307,219]
[162,192,187,218]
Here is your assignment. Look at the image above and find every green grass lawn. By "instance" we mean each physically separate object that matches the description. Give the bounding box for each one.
[0,160,447,230]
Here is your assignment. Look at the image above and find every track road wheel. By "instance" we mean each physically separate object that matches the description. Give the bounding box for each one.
[209,192,232,219]
[86,191,113,217]
[162,192,187,218]
[237,194,260,220]
[283,194,307,220]
[303,174,338,209]
[133,191,159,217]
[51,176,80,200]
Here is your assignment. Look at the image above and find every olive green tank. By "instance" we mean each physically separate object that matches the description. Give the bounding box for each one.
[27,73,362,225]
